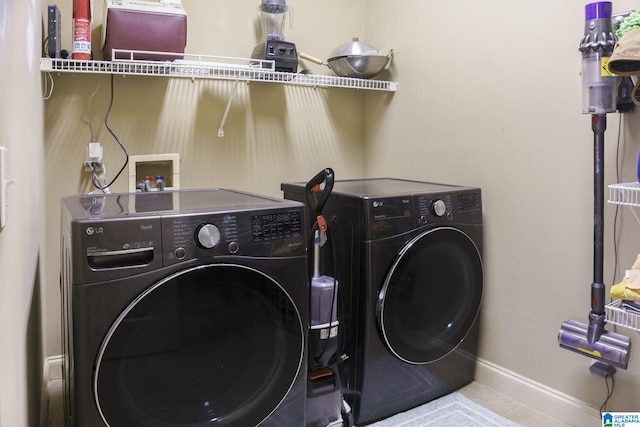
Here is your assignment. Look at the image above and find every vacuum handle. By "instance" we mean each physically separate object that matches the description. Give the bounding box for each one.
[305,168,335,216]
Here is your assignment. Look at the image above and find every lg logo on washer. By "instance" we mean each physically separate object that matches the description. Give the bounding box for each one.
[85,226,103,235]
[85,223,153,235]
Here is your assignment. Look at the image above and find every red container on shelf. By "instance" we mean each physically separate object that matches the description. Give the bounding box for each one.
[72,0,92,60]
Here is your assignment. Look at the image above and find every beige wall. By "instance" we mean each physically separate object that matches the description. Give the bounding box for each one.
[363,0,640,422]
[0,0,45,426]
[44,0,369,355]
[37,0,640,426]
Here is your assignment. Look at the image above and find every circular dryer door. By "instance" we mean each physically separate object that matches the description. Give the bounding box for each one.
[378,227,483,364]
[94,264,304,427]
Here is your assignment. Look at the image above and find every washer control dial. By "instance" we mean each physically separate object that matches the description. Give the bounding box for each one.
[195,223,221,249]
[432,199,447,217]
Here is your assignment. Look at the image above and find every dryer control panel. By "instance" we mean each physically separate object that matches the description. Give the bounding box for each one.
[418,194,453,221]
[364,190,482,240]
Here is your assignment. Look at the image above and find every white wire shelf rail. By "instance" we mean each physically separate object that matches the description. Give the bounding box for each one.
[606,181,640,331]
[608,181,640,207]
[40,50,398,92]
[606,300,640,332]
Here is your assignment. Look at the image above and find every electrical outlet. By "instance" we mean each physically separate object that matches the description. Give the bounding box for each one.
[84,142,103,172]
[0,147,15,229]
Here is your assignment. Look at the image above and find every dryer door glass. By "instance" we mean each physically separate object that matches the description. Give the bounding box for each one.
[378,227,483,364]
[94,264,304,427]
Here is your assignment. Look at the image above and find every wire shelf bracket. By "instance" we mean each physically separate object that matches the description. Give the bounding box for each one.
[41,50,398,137]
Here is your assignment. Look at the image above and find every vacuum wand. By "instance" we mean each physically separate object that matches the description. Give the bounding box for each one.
[558,114,631,370]
[313,228,322,279]
[588,114,606,345]
[558,113,631,370]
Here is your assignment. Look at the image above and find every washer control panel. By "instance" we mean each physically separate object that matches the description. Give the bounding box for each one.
[163,208,304,264]
[64,189,307,282]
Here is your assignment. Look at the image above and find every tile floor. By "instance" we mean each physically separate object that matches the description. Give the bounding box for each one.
[44,379,571,427]
[459,382,572,427]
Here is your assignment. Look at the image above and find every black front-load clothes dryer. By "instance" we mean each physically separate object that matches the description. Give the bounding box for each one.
[60,189,308,427]
[282,178,483,425]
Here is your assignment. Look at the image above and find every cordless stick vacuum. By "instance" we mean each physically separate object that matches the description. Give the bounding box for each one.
[558,2,631,371]
[304,168,353,427]
[306,168,339,368]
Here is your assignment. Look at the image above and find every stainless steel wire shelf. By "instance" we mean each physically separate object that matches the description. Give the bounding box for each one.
[40,50,398,92]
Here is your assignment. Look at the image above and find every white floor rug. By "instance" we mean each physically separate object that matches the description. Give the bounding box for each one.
[363,392,522,427]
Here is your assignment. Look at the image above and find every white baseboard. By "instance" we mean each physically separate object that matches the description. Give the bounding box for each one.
[475,358,601,427]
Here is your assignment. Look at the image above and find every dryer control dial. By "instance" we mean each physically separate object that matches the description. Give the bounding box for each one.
[431,199,447,217]
[195,223,221,249]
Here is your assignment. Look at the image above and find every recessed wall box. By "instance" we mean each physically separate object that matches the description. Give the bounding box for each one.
[128,153,180,192]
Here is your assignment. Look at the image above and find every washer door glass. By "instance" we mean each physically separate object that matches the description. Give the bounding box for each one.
[378,227,483,364]
[94,264,304,427]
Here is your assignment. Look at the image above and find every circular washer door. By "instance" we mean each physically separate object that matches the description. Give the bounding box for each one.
[378,227,483,364]
[94,264,304,427]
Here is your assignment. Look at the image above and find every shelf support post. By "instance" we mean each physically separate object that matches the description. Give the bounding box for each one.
[218,80,240,138]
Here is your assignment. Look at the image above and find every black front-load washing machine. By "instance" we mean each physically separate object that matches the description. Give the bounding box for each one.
[60,189,308,427]
[282,178,483,425]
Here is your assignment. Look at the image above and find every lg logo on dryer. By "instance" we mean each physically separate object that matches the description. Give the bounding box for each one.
[372,198,410,208]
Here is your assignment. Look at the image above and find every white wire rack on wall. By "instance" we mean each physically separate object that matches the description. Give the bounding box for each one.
[606,300,640,331]
[606,181,640,332]
[40,50,399,92]
[608,181,640,207]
